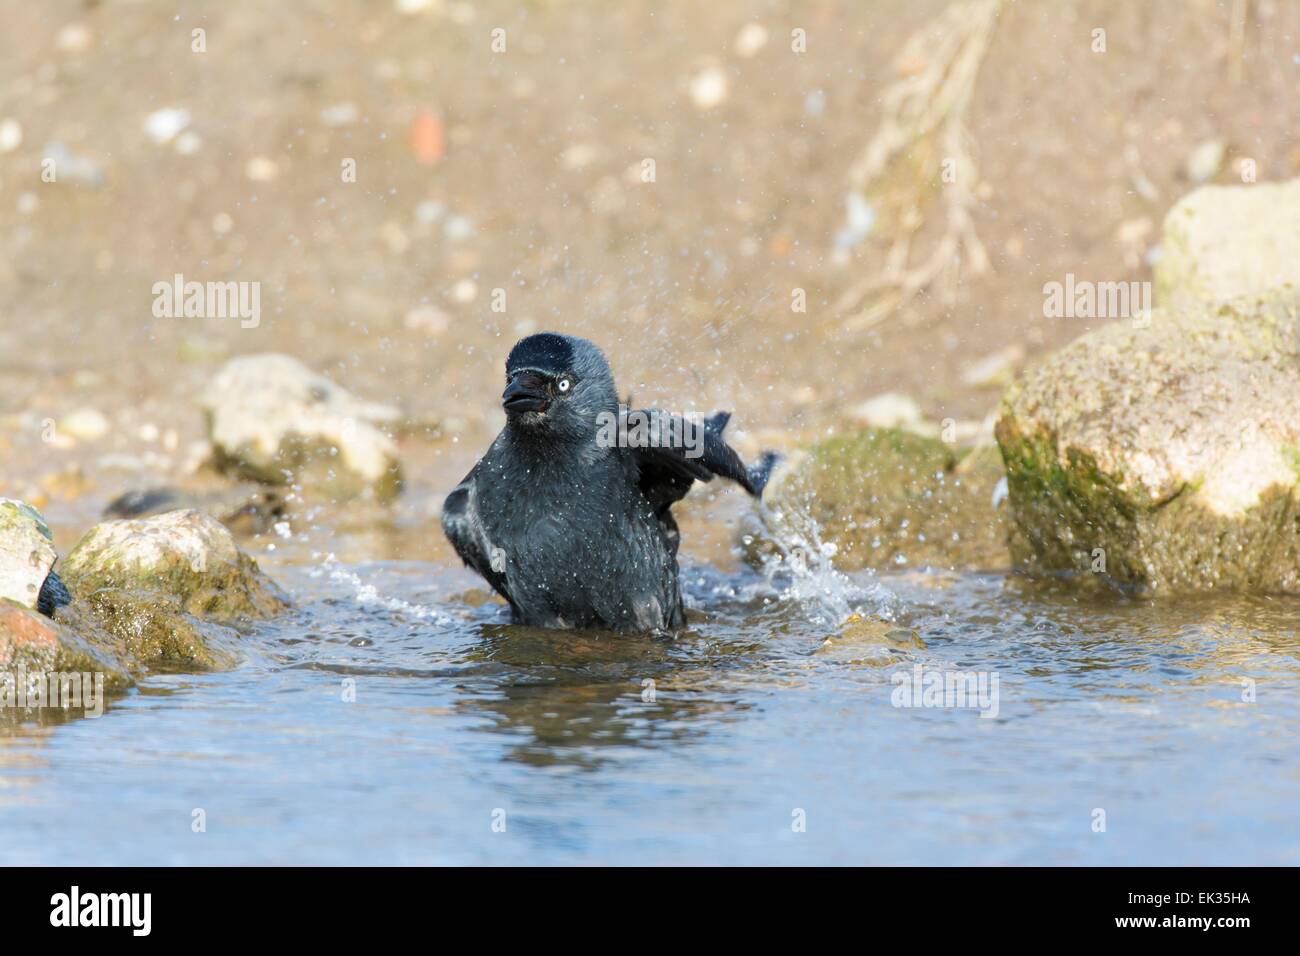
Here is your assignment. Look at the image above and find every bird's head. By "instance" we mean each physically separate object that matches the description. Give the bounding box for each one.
[502,332,617,441]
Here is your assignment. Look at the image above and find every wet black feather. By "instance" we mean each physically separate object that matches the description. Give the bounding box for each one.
[441,333,774,632]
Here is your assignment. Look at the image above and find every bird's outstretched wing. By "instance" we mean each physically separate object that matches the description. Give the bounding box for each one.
[628,410,778,518]
[441,463,517,612]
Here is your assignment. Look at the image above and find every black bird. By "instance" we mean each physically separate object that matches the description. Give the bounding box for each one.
[441,332,776,631]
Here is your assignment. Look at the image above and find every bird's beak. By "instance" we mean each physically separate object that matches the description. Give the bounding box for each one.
[503,372,550,413]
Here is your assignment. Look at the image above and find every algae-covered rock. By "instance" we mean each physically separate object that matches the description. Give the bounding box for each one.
[0,600,133,693]
[60,509,288,620]
[1155,176,1300,310]
[54,589,240,673]
[746,428,1010,572]
[0,499,57,611]
[996,294,1300,593]
[813,615,926,666]
[200,353,403,501]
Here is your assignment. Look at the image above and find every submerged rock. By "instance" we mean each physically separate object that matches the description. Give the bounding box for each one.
[996,294,1300,593]
[744,428,1010,572]
[813,615,926,665]
[0,499,58,612]
[60,509,289,620]
[53,590,240,673]
[200,353,403,501]
[1155,175,1300,310]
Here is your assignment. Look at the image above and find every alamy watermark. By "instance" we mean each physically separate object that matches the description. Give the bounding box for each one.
[50,886,151,936]
[1043,273,1151,326]
[891,664,1000,719]
[595,406,705,459]
[1,665,106,718]
[152,273,261,329]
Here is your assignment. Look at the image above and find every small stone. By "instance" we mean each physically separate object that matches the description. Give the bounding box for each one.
[789,385,817,406]
[1186,138,1226,184]
[414,200,444,225]
[144,108,191,145]
[733,23,769,58]
[320,101,360,126]
[55,23,94,54]
[443,215,474,241]
[451,278,478,304]
[0,118,22,153]
[245,156,279,182]
[561,142,603,171]
[689,64,729,110]
[404,304,450,334]
[173,130,202,155]
[58,408,111,441]
[849,393,924,429]
[381,221,410,254]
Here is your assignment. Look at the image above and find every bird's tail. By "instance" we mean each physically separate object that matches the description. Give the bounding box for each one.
[747,451,780,498]
[704,411,731,433]
[705,410,779,498]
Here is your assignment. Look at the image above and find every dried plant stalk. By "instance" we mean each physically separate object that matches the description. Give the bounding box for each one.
[837,0,1001,330]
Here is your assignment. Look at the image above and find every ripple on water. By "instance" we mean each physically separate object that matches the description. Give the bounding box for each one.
[2,547,1299,864]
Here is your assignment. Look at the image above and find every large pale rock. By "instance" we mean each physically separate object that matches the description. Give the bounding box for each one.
[1155,176,1300,309]
[996,294,1300,593]
[0,499,56,611]
[60,509,288,620]
[200,353,402,500]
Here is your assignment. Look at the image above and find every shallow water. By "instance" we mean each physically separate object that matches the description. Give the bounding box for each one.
[3,539,1298,865]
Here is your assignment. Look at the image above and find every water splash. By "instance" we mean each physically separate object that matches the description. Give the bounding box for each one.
[307,553,458,625]
[751,499,901,627]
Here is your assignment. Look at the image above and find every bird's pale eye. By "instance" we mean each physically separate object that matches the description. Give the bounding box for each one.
[557,376,573,393]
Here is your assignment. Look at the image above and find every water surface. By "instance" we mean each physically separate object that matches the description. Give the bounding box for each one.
[4,543,1297,865]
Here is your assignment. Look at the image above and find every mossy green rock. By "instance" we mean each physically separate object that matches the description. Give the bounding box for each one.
[996,294,1300,593]
[60,509,289,620]
[747,428,1010,572]
[54,589,240,673]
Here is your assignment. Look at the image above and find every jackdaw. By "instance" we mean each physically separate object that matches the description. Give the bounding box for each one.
[441,332,776,631]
